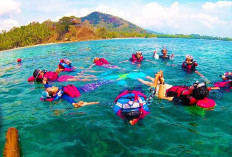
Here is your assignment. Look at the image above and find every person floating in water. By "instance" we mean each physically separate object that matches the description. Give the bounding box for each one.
[41,79,119,108]
[181,55,207,79]
[153,47,174,60]
[138,71,219,109]
[56,58,75,72]
[113,90,150,125]
[182,55,198,71]
[213,72,232,90]
[130,51,144,63]
[88,57,120,69]
[120,51,156,66]
[220,72,232,81]
[28,69,97,83]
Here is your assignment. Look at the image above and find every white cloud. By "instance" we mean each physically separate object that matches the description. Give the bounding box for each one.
[59,2,232,37]
[202,1,232,10]
[0,19,20,31]
[64,8,92,17]
[0,0,21,16]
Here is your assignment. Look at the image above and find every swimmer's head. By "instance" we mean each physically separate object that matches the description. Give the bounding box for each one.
[41,91,51,99]
[192,81,209,100]
[33,69,44,80]
[93,57,99,63]
[63,58,71,65]
[45,86,59,97]
[185,55,193,64]
[136,51,142,57]
[161,48,167,55]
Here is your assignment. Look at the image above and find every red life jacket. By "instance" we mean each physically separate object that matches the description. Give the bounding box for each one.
[166,86,197,105]
[62,85,81,98]
[182,61,197,71]
[43,72,58,81]
[166,85,215,108]
[130,54,143,63]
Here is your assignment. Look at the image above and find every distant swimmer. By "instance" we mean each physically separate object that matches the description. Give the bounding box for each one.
[138,71,219,109]
[153,47,174,60]
[56,58,75,72]
[130,51,144,63]
[181,55,198,72]
[113,90,150,125]
[213,72,232,91]
[181,55,207,79]
[88,57,120,69]
[120,51,156,66]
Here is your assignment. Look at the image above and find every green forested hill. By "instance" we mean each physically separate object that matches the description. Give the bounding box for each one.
[81,11,147,33]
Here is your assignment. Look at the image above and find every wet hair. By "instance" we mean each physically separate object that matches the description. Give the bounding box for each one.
[33,69,42,78]
[192,86,209,100]
[47,90,54,97]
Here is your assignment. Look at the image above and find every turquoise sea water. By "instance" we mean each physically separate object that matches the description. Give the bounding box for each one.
[0,38,232,156]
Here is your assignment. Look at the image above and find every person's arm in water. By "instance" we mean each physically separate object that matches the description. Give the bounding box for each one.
[145,59,156,64]
[119,60,129,63]
[88,64,95,69]
[61,94,99,108]
[157,71,174,101]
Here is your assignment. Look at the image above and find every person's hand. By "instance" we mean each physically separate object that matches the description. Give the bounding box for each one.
[42,78,48,84]
[159,71,164,84]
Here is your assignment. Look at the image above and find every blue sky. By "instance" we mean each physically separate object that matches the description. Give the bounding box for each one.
[0,0,232,37]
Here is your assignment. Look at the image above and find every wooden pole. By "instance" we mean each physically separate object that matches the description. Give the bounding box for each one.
[3,127,20,157]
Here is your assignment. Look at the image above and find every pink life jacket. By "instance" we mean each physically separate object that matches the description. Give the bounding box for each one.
[58,59,75,72]
[214,81,232,89]
[130,54,143,63]
[99,58,109,64]
[28,71,58,82]
[43,72,59,81]
[115,90,147,102]
[63,85,81,98]
[94,58,109,66]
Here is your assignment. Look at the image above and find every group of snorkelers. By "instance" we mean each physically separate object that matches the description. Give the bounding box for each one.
[28,48,232,125]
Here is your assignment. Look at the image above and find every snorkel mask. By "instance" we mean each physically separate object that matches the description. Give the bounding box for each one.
[193,81,206,89]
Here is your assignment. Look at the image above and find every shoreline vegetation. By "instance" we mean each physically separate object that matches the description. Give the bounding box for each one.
[1,11,231,52]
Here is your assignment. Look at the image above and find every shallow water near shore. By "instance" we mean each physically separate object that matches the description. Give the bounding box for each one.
[0,38,232,156]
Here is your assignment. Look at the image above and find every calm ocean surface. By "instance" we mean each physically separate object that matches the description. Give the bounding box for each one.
[0,38,232,156]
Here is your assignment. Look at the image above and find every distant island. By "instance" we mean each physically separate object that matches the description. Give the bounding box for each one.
[0,11,231,51]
